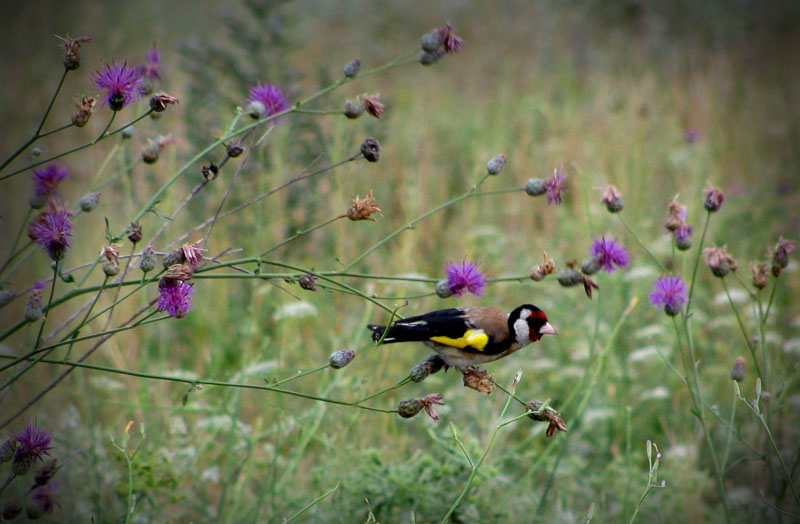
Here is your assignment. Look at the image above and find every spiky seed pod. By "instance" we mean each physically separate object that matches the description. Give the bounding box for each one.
[397,397,424,418]
[343,59,361,78]
[360,138,381,162]
[102,259,120,277]
[329,349,356,369]
[524,178,547,196]
[435,279,454,298]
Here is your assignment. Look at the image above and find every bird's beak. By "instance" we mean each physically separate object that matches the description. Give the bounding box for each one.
[539,322,557,336]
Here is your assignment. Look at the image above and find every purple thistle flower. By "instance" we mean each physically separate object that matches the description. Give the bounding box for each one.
[649,275,688,316]
[31,482,61,514]
[29,205,74,261]
[545,166,568,205]
[157,279,195,318]
[247,82,289,120]
[32,164,68,196]
[11,421,54,464]
[684,128,700,143]
[139,44,161,81]
[92,61,143,111]
[674,223,693,242]
[445,260,486,297]
[589,236,628,273]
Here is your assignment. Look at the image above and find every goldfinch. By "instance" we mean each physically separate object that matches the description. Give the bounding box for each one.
[368,304,556,391]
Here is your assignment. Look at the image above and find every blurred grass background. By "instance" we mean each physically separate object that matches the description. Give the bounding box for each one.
[1,0,799,522]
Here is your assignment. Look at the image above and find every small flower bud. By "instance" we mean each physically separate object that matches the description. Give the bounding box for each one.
[410,362,431,382]
[29,193,48,209]
[730,356,746,382]
[25,290,43,322]
[702,184,725,212]
[580,257,600,276]
[664,303,682,317]
[435,279,454,298]
[397,397,424,418]
[12,452,33,476]
[127,222,142,244]
[751,262,768,290]
[225,142,245,158]
[79,192,100,212]
[419,50,444,66]
[0,439,17,462]
[149,93,179,112]
[421,31,442,53]
[360,138,381,162]
[0,290,14,309]
[202,162,219,181]
[121,126,136,139]
[557,268,583,287]
[330,349,356,369]
[486,154,507,175]
[32,147,42,157]
[423,354,446,374]
[162,249,186,269]
[343,99,365,119]
[524,178,547,197]
[601,186,624,213]
[343,59,361,78]
[674,223,693,251]
[33,459,60,487]
[2,502,22,520]
[298,274,317,291]
[102,259,119,277]
[139,245,157,273]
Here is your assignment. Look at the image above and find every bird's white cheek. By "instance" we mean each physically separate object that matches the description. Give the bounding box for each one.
[513,318,531,346]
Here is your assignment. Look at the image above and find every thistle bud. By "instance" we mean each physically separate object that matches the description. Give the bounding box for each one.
[665,195,687,232]
[2,502,22,521]
[79,192,100,212]
[410,362,431,382]
[730,356,746,382]
[419,50,444,66]
[121,126,136,139]
[486,154,507,175]
[772,237,795,273]
[26,503,44,520]
[702,184,725,212]
[343,59,361,78]
[139,245,157,273]
[424,354,446,374]
[29,193,48,209]
[149,93,179,112]
[0,290,16,309]
[329,349,356,369]
[702,245,737,278]
[246,101,266,119]
[57,34,92,71]
[25,290,43,322]
[225,142,245,158]
[397,397,424,418]
[674,223,693,251]
[524,178,547,197]
[435,279,454,298]
[298,274,318,291]
[421,31,442,53]
[751,262,768,290]
[360,138,381,162]
[33,459,60,487]
[102,259,119,277]
[12,452,33,476]
[142,142,160,164]
[557,267,583,287]
[127,222,143,244]
[162,249,186,269]
[580,257,600,276]
[0,439,16,462]
[343,99,365,119]
[601,186,624,213]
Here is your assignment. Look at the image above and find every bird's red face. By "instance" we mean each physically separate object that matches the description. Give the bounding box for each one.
[524,308,557,342]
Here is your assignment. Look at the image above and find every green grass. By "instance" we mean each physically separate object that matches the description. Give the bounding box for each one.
[0,1,798,522]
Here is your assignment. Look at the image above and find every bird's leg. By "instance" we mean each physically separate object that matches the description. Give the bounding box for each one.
[457,366,495,395]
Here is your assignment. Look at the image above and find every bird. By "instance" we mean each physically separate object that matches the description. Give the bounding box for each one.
[368,304,556,393]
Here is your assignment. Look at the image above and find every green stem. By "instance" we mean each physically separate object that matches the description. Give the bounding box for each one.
[721,278,763,385]
[685,211,711,316]
[721,388,737,473]
[0,208,33,275]
[616,214,667,273]
[355,377,411,405]
[260,216,345,257]
[763,277,778,324]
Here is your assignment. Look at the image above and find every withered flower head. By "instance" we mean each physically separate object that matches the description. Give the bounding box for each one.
[529,252,555,281]
[142,134,176,164]
[419,393,445,421]
[751,262,769,290]
[56,34,92,70]
[358,93,384,119]
[601,185,624,213]
[201,162,219,181]
[71,95,96,127]
[102,244,121,264]
[346,190,382,221]
[149,92,179,113]
[225,142,245,158]
[665,194,687,232]
[702,245,738,278]
[298,273,317,291]
[360,137,381,162]
[164,263,194,282]
[127,222,142,244]
[772,237,795,269]
[181,241,206,269]
[730,356,746,382]
[702,183,725,213]
[526,400,568,438]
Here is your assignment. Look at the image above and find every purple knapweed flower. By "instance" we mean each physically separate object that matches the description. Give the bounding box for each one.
[684,128,700,143]
[92,61,143,111]
[157,278,195,318]
[445,260,486,297]
[649,275,688,316]
[545,166,568,205]
[28,205,74,261]
[31,482,61,514]
[246,82,289,120]
[32,165,68,197]
[11,421,54,464]
[136,44,161,81]
[589,236,628,273]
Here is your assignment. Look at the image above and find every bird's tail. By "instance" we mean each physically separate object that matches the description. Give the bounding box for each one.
[367,323,432,344]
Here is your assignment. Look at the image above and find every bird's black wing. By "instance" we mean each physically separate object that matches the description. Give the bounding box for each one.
[368,308,472,343]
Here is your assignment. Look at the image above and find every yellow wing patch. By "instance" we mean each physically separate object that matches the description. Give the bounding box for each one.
[430,329,489,351]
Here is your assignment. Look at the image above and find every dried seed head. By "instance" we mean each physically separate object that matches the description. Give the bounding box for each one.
[71,95,96,127]
[25,289,44,322]
[225,142,245,158]
[56,34,92,70]
[702,245,738,278]
[524,178,547,197]
[525,400,568,438]
[751,262,769,290]
[582,274,600,298]
[139,245,157,273]
[181,241,206,269]
[164,264,194,282]
[665,195,687,232]
[486,154,507,175]
[298,274,317,291]
[127,222,142,244]
[730,356,746,382]
[329,349,356,369]
[162,249,186,269]
[360,138,381,162]
[529,253,555,281]
[343,59,361,78]
[435,279,454,298]
[358,93,384,119]
[772,237,795,270]
[343,98,365,119]
[397,397,424,418]
[149,92,179,112]
[346,190,382,221]
[601,185,624,213]
[79,192,100,212]
[201,162,220,181]
[420,393,445,420]
[702,183,725,212]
